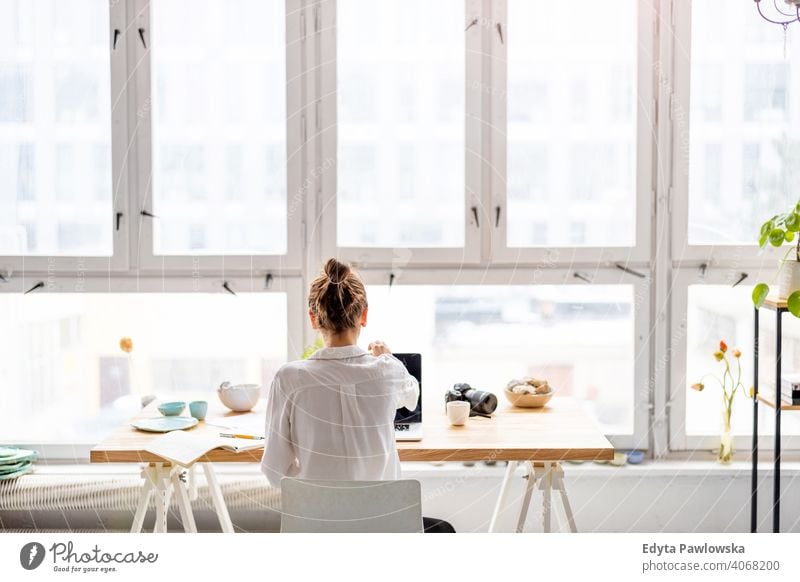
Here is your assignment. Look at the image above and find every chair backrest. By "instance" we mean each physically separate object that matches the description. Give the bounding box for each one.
[280,478,423,533]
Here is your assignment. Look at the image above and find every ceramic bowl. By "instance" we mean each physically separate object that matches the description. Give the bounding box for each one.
[217,384,261,412]
[158,401,186,416]
[504,387,554,408]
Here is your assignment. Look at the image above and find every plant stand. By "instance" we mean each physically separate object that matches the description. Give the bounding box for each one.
[751,298,799,533]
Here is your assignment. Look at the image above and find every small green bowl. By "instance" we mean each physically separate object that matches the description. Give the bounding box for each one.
[158,401,186,416]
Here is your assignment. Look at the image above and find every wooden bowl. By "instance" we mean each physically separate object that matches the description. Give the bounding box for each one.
[504,388,554,408]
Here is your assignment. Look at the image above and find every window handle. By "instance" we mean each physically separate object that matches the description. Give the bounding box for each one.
[495,205,501,227]
[465,18,478,32]
[140,209,157,219]
[138,27,147,49]
[112,29,120,50]
[265,273,274,289]
[573,272,592,284]
[116,212,124,231]
[471,206,480,227]
[614,263,646,279]
[25,281,44,295]
[222,281,236,296]
[496,22,504,44]
[732,272,749,287]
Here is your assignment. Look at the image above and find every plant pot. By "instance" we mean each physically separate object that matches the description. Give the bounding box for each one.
[777,259,800,299]
[718,409,733,464]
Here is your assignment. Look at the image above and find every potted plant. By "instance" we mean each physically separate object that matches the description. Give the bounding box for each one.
[753,202,800,315]
[691,341,747,464]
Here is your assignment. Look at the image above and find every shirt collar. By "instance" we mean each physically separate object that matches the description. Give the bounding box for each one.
[308,344,369,360]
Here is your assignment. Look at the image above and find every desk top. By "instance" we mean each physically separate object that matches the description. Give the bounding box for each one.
[90,397,613,464]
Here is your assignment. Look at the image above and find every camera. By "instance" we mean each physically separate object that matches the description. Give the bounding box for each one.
[445,383,498,417]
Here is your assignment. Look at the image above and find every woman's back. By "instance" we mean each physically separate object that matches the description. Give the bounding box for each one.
[260,344,419,486]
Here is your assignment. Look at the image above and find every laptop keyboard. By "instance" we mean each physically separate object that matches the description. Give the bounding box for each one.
[395,424,410,431]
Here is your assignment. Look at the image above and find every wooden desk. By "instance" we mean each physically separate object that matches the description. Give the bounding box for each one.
[91,397,613,533]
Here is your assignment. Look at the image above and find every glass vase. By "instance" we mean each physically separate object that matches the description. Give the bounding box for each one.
[718,408,733,464]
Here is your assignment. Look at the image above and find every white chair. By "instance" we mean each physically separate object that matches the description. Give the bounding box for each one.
[279,478,423,533]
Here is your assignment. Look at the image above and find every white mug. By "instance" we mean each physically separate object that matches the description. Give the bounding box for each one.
[446,401,470,426]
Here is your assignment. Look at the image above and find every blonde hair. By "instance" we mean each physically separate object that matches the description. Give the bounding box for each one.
[308,258,367,333]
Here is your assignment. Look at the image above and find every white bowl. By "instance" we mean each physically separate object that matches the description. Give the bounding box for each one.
[217,384,261,412]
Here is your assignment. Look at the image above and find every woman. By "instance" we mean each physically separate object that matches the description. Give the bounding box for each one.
[261,258,454,533]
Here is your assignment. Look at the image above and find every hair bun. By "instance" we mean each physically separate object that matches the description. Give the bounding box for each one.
[324,258,350,283]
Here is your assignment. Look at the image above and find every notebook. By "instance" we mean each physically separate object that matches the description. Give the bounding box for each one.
[143,430,264,467]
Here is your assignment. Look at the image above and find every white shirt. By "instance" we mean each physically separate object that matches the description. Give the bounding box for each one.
[260,344,420,487]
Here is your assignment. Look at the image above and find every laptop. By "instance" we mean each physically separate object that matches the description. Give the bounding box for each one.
[393,353,423,442]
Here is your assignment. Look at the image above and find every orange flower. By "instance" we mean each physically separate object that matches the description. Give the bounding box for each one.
[119,337,133,353]
[719,340,728,353]
[733,348,742,359]
[691,383,705,392]
[713,351,724,361]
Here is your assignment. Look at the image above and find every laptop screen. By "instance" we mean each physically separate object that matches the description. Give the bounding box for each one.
[393,353,422,424]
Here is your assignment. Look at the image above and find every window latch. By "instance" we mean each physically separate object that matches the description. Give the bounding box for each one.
[138,27,147,49]
[573,272,592,284]
[496,22,504,44]
[465,18,478,32]
[112,29,121,50]
[140,210,157,219]
[471,206,480,227]
[389,272,395,289]
[495,205,501,228]
[614,262,646,279]
[24,281,44,295]
[116,212,124,231]
[222,281,236,296]
[732,272,748,288]
[265,273,273,289]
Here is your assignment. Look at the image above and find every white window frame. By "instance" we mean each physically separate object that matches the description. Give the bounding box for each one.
[667,266,800,451]
[128,0,303,274]
[317,0,484,266]
[670,0,787,268]
[0,0,129,275]
[488,0,656,267]
[1,274,305,460]
[355,266,651,450]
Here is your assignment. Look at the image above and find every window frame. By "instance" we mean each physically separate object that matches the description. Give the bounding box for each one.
[356,266,651,450]
[670,0,788,266]
[0,274,304,460]
[317,0,484,266]
[128,0,304,273]
[667,266,800,451]
[0,0,129,274]
[488,0,656,266]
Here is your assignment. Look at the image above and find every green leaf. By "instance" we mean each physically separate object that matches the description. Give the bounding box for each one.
[786,213,800,232]
[787,230,796,242]
[769,228,786,247]
[761,220,775,236]
[789,290,800,318]
[753,283,769,309]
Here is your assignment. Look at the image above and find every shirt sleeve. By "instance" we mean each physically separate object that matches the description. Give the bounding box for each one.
[260,373,298,487]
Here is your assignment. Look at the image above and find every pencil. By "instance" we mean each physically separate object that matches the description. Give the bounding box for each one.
[219,433,265,440]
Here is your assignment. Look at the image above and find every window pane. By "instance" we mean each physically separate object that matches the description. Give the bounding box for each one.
[0,293,287,444]
[506,0,637,248]
[0,0,112,256]
[337,0,465,247]
[688,2,797,244]
[686,285,800,436]
[365,285,635,435]
[151,0,287,255]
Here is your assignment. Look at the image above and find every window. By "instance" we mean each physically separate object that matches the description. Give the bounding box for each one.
[336,0,466,248]
[150,0,287,255]
[687,1,797,245]
[365,284,636,436]
[0,0,112,256]
[0,292,287,444]
[685,285,800,438]
[505,0,638,248]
